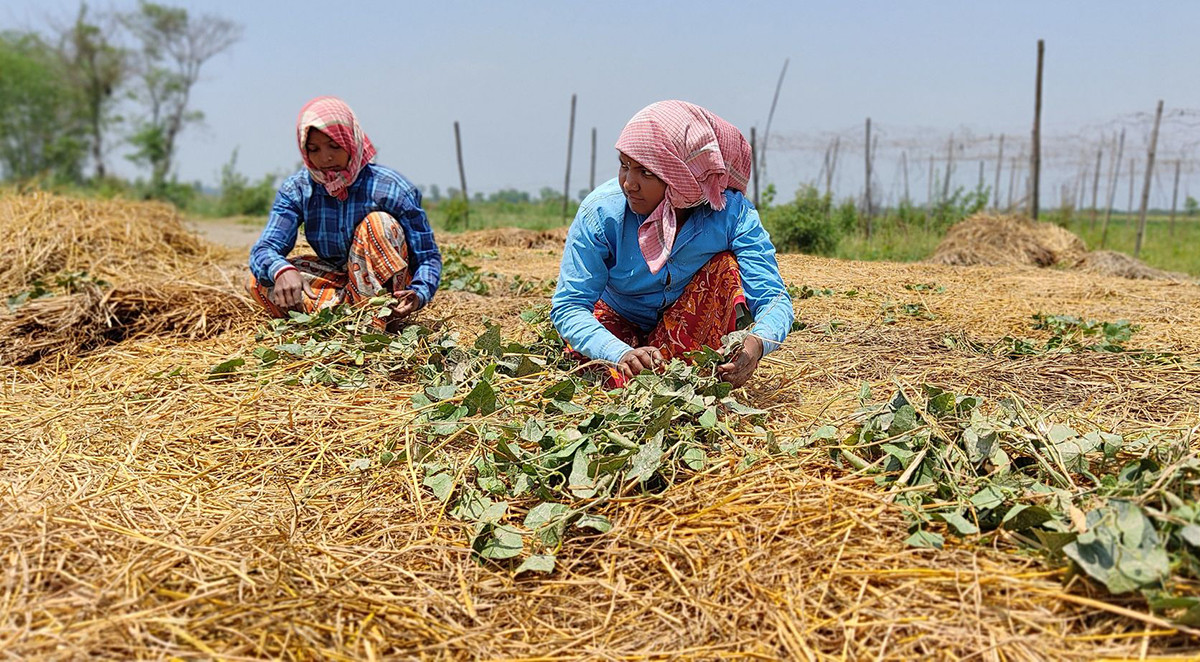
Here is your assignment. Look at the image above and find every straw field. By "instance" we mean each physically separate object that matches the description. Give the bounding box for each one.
[3,193,1200,660]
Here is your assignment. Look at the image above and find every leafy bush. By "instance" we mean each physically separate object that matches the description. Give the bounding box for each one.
[761,185,847,256]
[440,196,470,231]
[218,149,276,217]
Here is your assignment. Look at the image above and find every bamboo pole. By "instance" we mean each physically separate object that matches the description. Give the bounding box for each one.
[751,127,759,207]
[1134,100,1164,258]
[1101,129,1125,249]
[453,120,469,228]
[589,127,596,191]
[864,117,872,236]
[993,134,1004,209]
[562,94,576,219]
[1089,144,1103,229]
[1169,159,1181,237]
[1030,39,1044,220]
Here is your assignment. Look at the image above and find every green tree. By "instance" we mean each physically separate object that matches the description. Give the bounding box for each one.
[122,1,241,190]
[218,148,276,217]
[0,31,88,183]
[57,4,128,181]
[1186,196,1198,217]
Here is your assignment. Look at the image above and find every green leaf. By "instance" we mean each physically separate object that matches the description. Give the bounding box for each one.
[474,524,525,560]
[937,512,980,535]
[1002,504,1054,531]
[425,384,456,402]
[681,446,707,470]
[627,439,665,483]
[542,379,576,402]
[698,407,718,429]
[905,529,944,549]
[1180,525,1200,549]
[207,357,244,380]
[423,473,455,501]
[722,398,767,417]
[463,380,498,417]
[473,323,503,356]
[968,485,1005,511]
[524,502,571,548]
[575,513,612,534]
[644,405,675,440]
[515,553,556,575]
[1063,500,1170,594]
[515,355,541,377]
[890,405,918,434]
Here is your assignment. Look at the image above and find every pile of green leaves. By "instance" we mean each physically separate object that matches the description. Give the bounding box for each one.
[211,300,771,574]
[832,383,1200,624]
[6,271,109,310]
[945,313,1143,357]
[440,244,490,295]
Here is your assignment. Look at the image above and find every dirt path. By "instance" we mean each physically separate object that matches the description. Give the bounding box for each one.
[187,217,263,252]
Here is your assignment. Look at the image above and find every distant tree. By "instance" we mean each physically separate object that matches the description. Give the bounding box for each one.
[0,31,88,182]
[218,148,276,216]
[1186,195,1198,217]
[121,1,241,190]
[56,4,128,181]
[489,188,531,204]
[578,188,590,201]
[427,183,441,202]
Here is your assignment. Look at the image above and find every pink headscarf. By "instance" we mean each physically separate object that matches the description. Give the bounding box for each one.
[615,100,753,274]
[296,96,377,201]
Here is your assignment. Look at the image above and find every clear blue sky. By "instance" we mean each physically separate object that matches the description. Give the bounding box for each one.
[5,0,1200,205]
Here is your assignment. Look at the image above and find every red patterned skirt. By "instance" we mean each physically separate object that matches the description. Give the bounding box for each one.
[584,251,746,386]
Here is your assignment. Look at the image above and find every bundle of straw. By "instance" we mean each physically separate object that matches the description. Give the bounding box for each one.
[928,213,1085,268]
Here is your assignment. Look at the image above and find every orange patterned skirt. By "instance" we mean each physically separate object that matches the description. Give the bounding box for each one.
[584,251,747,386]
[245,211,412,319]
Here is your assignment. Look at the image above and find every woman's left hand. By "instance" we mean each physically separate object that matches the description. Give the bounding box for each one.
[391,290,422,320]
[717,335,763,387]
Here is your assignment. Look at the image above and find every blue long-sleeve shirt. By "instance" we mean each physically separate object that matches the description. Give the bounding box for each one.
[551,178,793,364]
[249,164,442,306]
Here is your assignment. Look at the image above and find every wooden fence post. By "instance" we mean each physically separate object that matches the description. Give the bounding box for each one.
[1031,39,1044,220]
[562,93,576,219]
[454,120,469,228]
[864,117,872,237]
[1089,144,1103,229]
[942,134,954,202]
[1101,129,1125,248]
[993,134,1005,208]
[751,127,759,207]
[901,150,910,204]
[826,137,840,198]
[589,127,596,191]
[1135,100,1164,258]
[1170,159,1182,237]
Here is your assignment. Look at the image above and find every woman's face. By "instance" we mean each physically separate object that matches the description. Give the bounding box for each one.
[618,152,666,216]
[305,128,350,173]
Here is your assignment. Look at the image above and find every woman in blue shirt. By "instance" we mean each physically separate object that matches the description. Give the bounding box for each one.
[247,96,441,330]
[551,101,793,387]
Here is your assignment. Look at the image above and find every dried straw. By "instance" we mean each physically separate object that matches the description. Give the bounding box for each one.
[929,213,1085,269]
[0,191,230,291]
[447,227,569,251]
[1079,250,1195,283]
[4,202,1200,659]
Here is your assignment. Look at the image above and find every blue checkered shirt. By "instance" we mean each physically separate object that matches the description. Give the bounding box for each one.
[249,164,442,306]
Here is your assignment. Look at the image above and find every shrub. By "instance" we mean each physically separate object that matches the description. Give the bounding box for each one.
[761,185,847,256]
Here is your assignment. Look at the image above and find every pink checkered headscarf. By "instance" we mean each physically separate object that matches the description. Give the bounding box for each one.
[615,100,752,274]
[297,96,377,201]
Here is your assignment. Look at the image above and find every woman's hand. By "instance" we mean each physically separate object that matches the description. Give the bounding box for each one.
[717,335,763,387]
[617,346,664,379]
[390,290,422,320]
[270,269,315,311]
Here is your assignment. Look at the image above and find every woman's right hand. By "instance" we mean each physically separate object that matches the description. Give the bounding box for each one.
[270,269,315,311]
[617,346,664,379]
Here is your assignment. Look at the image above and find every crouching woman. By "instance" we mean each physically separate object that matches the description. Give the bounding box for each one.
[551,100,793,387]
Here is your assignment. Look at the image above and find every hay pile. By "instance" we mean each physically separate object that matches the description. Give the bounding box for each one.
[0,193,252,364]
[928,213,1087,268]
[0,192,228,288]
[4,194,1200,658]
[1079,249,1194,282]
[448,226,568,251]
